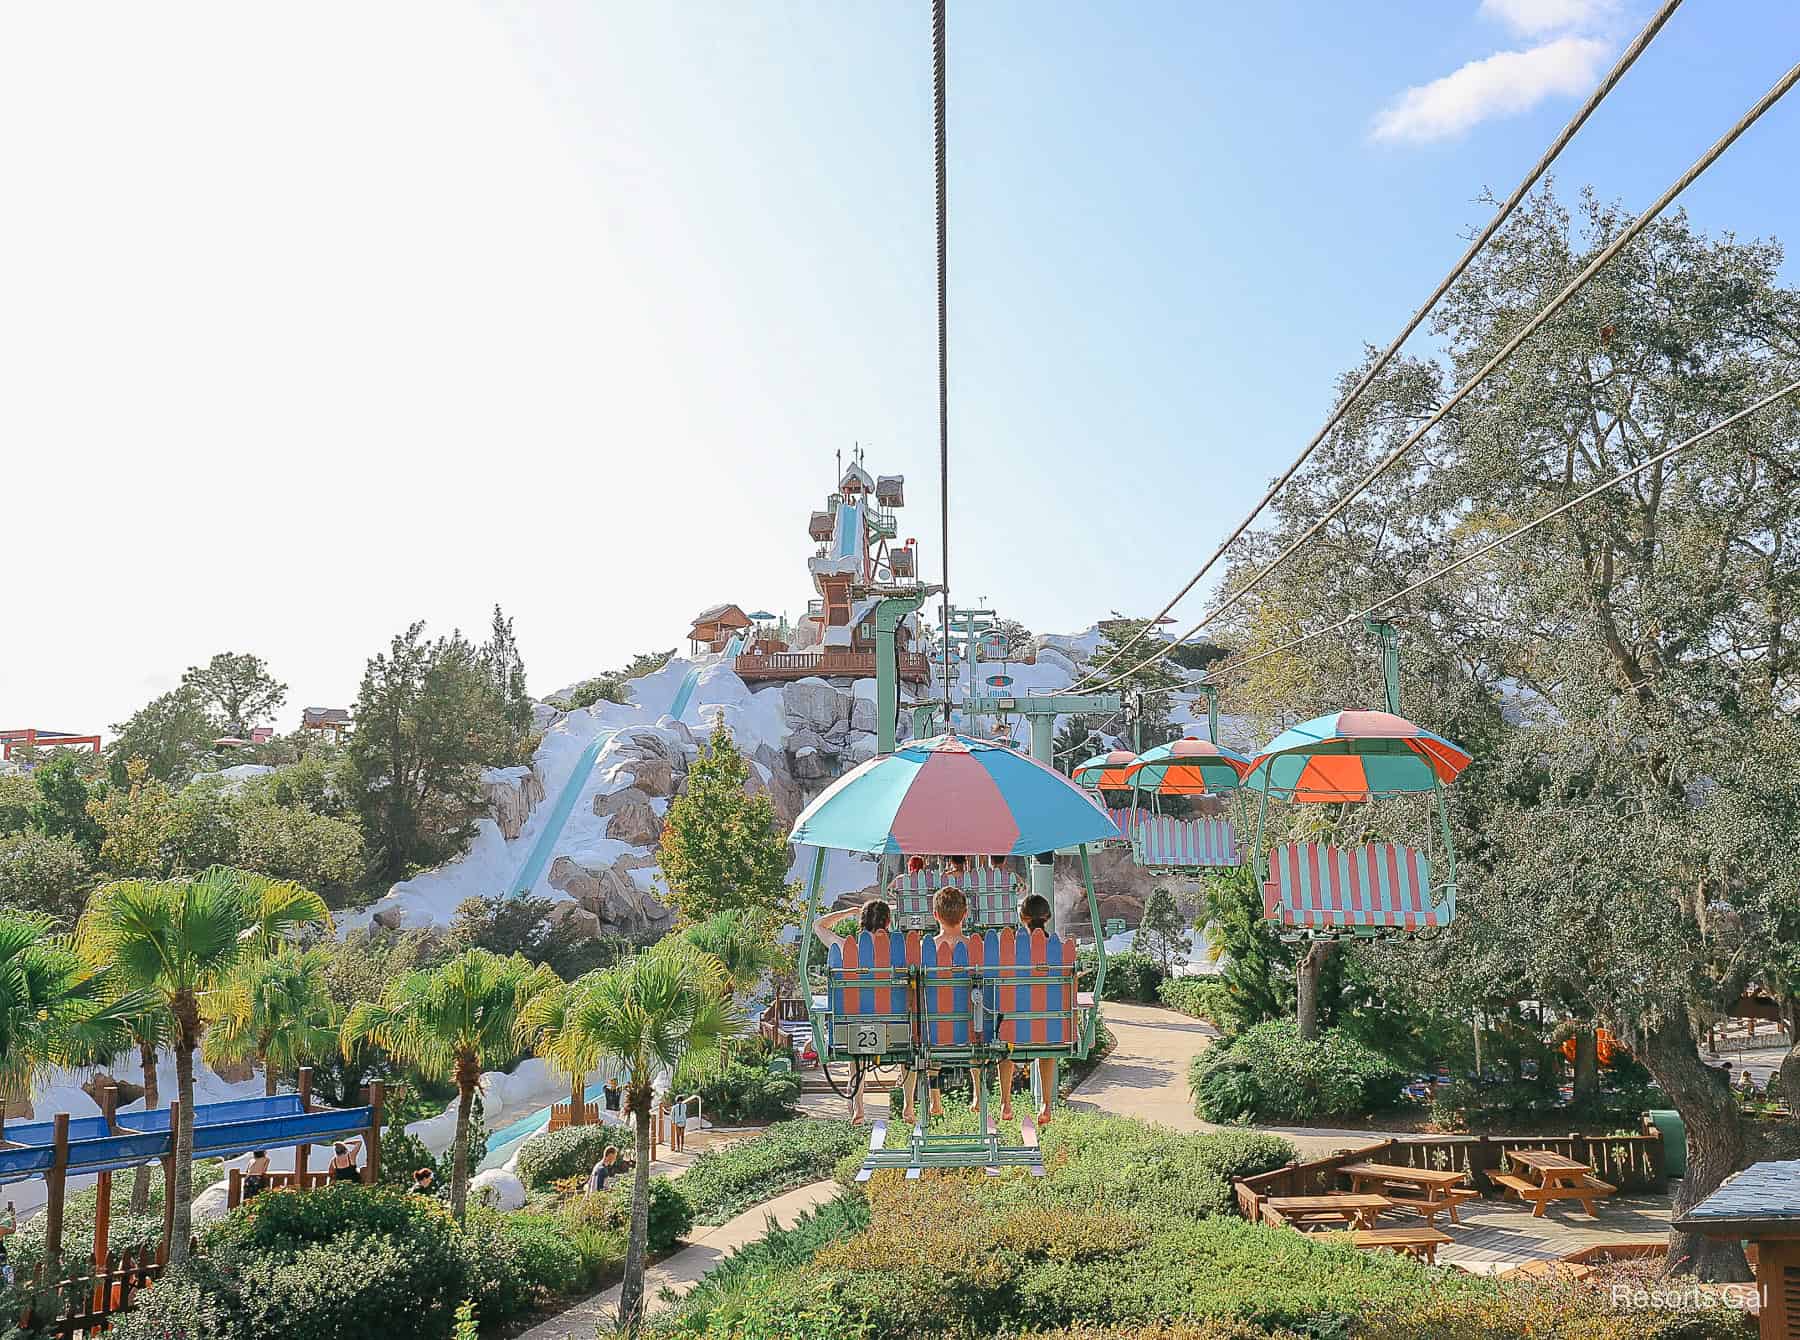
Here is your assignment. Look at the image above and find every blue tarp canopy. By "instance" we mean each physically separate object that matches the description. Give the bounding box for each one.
[0,1094,375,1185]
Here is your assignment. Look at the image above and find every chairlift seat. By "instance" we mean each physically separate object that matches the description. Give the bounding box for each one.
[826,930,915,1060]
[890,868,1019,931]
[1261,841,1452,931]
[985,928,1078,1052]
[1132,815,1241,869]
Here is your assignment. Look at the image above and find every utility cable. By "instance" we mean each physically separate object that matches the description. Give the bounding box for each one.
[1075,0,1686,690]
[934,0,952,723]
[1082,55,1800,696]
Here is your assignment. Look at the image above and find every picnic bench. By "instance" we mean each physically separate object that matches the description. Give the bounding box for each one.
[1492,1148,1616,1218]
[1347,1226,1452,1264]
[1262,1193,1392,1231]
[1339,1160,1481,1226]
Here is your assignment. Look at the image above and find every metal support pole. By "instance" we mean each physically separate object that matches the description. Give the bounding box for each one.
[1028,711,1056,921]
[1366,620,1401,715]
[873,592,928,756]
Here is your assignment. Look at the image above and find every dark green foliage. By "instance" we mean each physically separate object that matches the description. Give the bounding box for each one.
[695,1061,801,1124]
[1199,868,1293,1028]
[104,1260,239,1340]
[620,1175,696,1253]
[463,1208,585,1320]
[108,685,221,785]
[181,652,288,738]
[27,752,104,854]
[1189,1020,1405,1123]
[556,649,676,711]
[1077,949,1166,1003]
[515,1122,630,1190]
[657,723,796,924]
[477,606,533,744]
[446,894,636,980]
[0,831,90,925]
[1136,888,1187,972]
[347,620,533,881]
[676,1119,866,1225]
[378,1121,447,1190]
[1157,976,1238,1030]
[657,1193,870,1336]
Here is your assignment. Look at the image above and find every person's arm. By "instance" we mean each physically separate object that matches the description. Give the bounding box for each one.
[810,904,862,946]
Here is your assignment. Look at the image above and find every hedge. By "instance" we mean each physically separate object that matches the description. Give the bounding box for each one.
[1188,1019,1405,1123]
[697,1061,802,1124]
[515,1121,630,1189]
[676,1119,866,1225]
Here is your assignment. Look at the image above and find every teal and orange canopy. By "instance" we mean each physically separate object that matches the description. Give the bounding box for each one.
[1124,738,1251,795]
[1244,710,1470,802]
[791,732,1120,856]
[1071,749,1139,791]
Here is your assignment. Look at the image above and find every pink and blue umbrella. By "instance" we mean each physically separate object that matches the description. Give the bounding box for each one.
[790,732,1121,856]
[1243,710,1471,801]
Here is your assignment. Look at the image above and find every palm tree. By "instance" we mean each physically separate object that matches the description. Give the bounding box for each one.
[78,868,330,1263]
[124,1003,171,1213]
[205,947,337,1096]
[557,942,739,1329]
[515,977,603,1124]
[680,911,782,999]
[0,911,136,1134]
[342,948,557,1222]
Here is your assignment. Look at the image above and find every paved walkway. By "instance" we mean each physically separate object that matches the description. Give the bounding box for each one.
[1067,1001,1415,1159]
[513,1180,839,1337]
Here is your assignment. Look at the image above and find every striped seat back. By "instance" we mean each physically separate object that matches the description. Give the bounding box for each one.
[1104,808,1142,844]
[1132,816,1241,869]
[917,932,983,1047]
[827,930,911,1021]
[1260,841,1452,930]
[984,928,1077,1049]
[889,868,1019,930]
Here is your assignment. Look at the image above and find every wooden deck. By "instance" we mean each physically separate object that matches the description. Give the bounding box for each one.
[1435,1192,1672,1274]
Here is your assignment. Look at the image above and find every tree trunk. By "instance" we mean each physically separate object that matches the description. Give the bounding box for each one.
[263,1044,278,1098]
[130,1040,159,1213]
[572,1068,584,1123]
[1780,998,1800,1120]
[1295,942,1335,1042]
[1572,1027,1599,1105]
[449,1063,476,1225]
[170,1008,199,1266]
[1639,1012,1750,1281]
[618,1090,654,1332]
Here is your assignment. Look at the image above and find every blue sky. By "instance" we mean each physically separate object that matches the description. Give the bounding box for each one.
[3,1,1797,731]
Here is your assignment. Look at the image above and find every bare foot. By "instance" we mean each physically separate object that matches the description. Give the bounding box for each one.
[1036,1108,1052,1127]
[1000,1105,1014,1121]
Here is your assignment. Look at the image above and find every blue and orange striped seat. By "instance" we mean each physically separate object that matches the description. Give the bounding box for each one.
[1261,841,1453,931]
[826,930,914,1056]
[916,932,984,1048]
[983,928,1078,1050]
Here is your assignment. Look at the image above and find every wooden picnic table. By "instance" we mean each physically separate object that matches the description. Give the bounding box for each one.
[1263,1193,1392,1230]
[1494,1148,1616,1218]
[1339,1161,1479,1226]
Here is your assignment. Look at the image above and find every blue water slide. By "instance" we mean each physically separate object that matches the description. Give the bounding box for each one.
[667,633,744,723]
[508,637,746,899]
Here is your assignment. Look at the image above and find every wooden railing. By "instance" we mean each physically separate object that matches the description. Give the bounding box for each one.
[17,1239,194,1336]
[226,1167,354,1207]
[1233,1130,1666,1222]
[734,650,929,682]
[549,1101,600,1131]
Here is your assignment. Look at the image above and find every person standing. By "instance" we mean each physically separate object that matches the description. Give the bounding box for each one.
[328,1138,363,1184]
[243,1150,271,1199]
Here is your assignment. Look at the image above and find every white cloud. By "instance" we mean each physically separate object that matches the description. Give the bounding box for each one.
[1371,35,1611,143]
[1480,0,1617,36]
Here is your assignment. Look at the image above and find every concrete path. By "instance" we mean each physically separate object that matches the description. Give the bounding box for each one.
[513,1180,839,1338]
[1067,1001,1412,1159]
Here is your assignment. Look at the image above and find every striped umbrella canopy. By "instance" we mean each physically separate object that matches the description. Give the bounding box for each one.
[1243,710,1471,801]
[791,732,1120,856]
[1070,749,1139,791]
[1124,737,1252,795]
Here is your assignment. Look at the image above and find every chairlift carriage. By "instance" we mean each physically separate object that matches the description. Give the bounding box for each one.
[1069,748,1143,848]
[1240,625,1470,941]
[792,733,1119,1177]
[1121,738,1252,870]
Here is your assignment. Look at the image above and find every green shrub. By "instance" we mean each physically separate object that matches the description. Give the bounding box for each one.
[230,1230,464,1340]
[613,1175,695,1252]
[697,1062,802,1124]
[463,1208,585,1321]
[104,1261,239,1340]
[658,1193,871,1336]
[1077,949,1166,1003]
[677,1120,866,1225]
[1157,976,1237,1029]
[378,1121,445,1190]
[10,1160,223,1277]
[515,1121,629,1189]
[1188,1020,1404,1123]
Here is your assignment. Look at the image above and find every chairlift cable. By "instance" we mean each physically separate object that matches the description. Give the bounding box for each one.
[1073,0,1685,690]
[1081,55,1800,696]
[934,0,953,724]
[1208,381,1800,678]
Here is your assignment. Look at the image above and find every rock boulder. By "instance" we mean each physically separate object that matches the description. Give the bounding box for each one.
[482,767,546,841]
[594,788,663,847]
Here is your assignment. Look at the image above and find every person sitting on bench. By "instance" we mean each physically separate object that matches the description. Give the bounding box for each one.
[905,884,971,1124]
[989,894,1058,1127]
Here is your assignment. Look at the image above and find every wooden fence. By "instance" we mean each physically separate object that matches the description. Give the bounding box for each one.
[16,1239,195,1337]
[1234,1130,1665,1222]
[548,1100,599,1131]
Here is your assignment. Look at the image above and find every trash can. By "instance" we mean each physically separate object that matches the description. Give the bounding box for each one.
[1647,1109,1686,1178]
[766,1057,792,1076]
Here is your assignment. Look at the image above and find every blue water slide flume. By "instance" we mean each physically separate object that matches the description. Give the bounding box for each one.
[667,633,744,724]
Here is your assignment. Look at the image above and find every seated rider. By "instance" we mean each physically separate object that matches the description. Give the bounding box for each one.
[905,884,972,1124]
[814,900,893,1125]
[991,894,1058,1128]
